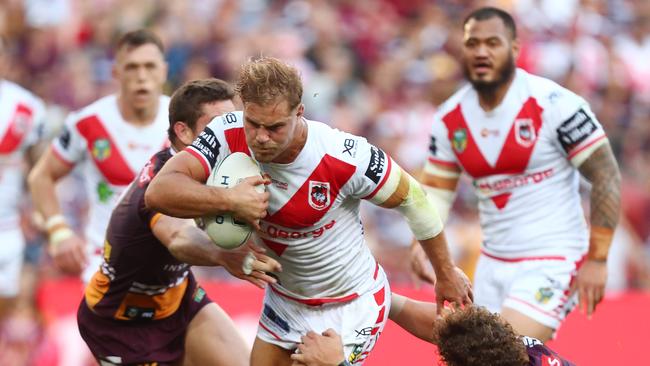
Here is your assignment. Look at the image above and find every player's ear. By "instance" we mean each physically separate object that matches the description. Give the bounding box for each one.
[296,103,304,118]
[511,38,520,61]
[173,121,193,146]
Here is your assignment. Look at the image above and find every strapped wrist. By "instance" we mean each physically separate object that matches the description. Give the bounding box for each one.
[587,226,613,262]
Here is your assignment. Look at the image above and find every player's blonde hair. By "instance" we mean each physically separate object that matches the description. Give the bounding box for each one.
[235,56,303,110]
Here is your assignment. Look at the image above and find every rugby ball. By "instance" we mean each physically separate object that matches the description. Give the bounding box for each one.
[199,152,264,249]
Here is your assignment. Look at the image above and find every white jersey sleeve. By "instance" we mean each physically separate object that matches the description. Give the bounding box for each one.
[345,137,394,200]
[21,95,47,149]
[185,111,243,177]
[546,90,607,167]
[427,112,459,167]
[51,111,88,165]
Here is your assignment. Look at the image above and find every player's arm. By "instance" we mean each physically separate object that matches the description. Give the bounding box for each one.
[388,293,437,343]
[410,159,462,285]
[145,150,268,228]
[151,214,281,288]
[367,158,471,311]
[28,147,87,273]
[574,142,621,316]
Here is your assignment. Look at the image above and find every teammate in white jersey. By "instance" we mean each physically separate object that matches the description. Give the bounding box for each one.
[29,30,170,282]
[0,39,47,325]
[145,57,471,366]
[410,7,621,341]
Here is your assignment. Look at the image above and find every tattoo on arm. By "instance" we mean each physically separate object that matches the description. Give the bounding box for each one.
[578,143,621,229]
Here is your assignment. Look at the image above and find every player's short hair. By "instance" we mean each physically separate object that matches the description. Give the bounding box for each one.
[433,306,529,366]
[168,78,234,141]
[236,56,303,111]
[463,7,517,40]
[116,29,164,54]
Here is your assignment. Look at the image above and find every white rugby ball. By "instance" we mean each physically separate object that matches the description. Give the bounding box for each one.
[200,152,264,249]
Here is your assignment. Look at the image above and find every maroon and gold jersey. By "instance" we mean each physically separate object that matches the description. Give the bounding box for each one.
[523,337,575,366]
[83,148,195,321]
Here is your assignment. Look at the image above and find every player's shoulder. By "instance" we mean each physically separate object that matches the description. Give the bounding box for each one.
[205,111,244,133]
[435,83,473,119]
[1,79,45,108]
[136,148,172,189]
[308,119,369,165]
[68,94,118,125]
[521,69,587,112]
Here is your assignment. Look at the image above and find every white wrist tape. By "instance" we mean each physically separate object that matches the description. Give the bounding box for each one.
[49,227,74,249]
[45,214,67,231]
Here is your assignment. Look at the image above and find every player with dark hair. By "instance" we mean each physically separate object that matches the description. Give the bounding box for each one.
[29,29,172,283]
[146,56,471,365]
[77,78,281,366]
[291,303,574,366]
[411,6,621,341]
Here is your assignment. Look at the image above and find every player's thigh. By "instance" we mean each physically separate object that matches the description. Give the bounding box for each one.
[472,254,506,312]
[0,229,25,302]
[183,302,249,366]
[500,306,554,342]
[251,336,294,366]
[501,258,579,341]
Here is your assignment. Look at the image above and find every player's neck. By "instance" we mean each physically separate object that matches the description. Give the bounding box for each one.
[272,118,308,164]
[118,95,159,126]
[476,73,515,112]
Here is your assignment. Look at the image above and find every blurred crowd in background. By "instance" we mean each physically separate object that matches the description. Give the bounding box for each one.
[0,0,649,363]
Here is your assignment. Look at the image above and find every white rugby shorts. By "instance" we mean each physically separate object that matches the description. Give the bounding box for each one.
[256,267,391,365]
[0,228,25,297]
[474,251,584,329]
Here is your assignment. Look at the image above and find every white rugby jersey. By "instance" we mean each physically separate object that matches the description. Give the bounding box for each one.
[0,80,46,229]
[187,112,391,302]
[426,69,607,258]
[51,94,170,247]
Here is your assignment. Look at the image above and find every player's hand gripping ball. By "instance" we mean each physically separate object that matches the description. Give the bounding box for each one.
[198,152,264,249]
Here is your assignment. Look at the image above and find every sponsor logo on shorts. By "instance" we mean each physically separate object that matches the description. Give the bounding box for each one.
[123,306,155,320]
[515,118,537,147]
[452,128,467,153]
[364,146,386,184]
[535,287,554,304]
[354,327,373,337]
[308,181,330,210]
[193,287,206,303]
[263,305,290,333]
[557,108,597,152]
[348,344,365,363]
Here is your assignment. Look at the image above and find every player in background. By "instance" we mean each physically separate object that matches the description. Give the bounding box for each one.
[0,36,47,329]
[410,7,621,341]
[145,56,471,366]
[28,29,171,283]
[290,304,574,366]
[78,78,282,366]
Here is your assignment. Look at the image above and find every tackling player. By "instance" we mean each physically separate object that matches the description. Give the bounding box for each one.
[410,7,621,341]
[290,304,575,366]
[29,29,171,282]
[78,78,281,366]
[145,56,472,365]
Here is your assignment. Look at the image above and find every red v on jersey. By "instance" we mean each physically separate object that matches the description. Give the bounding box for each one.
[224,127,251,156]
[442,97,544,209]
[0,104,33,154]
[77,115,136,185]
[265,154,356,229]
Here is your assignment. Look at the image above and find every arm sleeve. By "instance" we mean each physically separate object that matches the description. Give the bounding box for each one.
[184,116,228,178]
[50,112,87,165]
[425,114,460,170]
[22,97,47,148]
[347,138,394,200]
[551,92,608,167]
